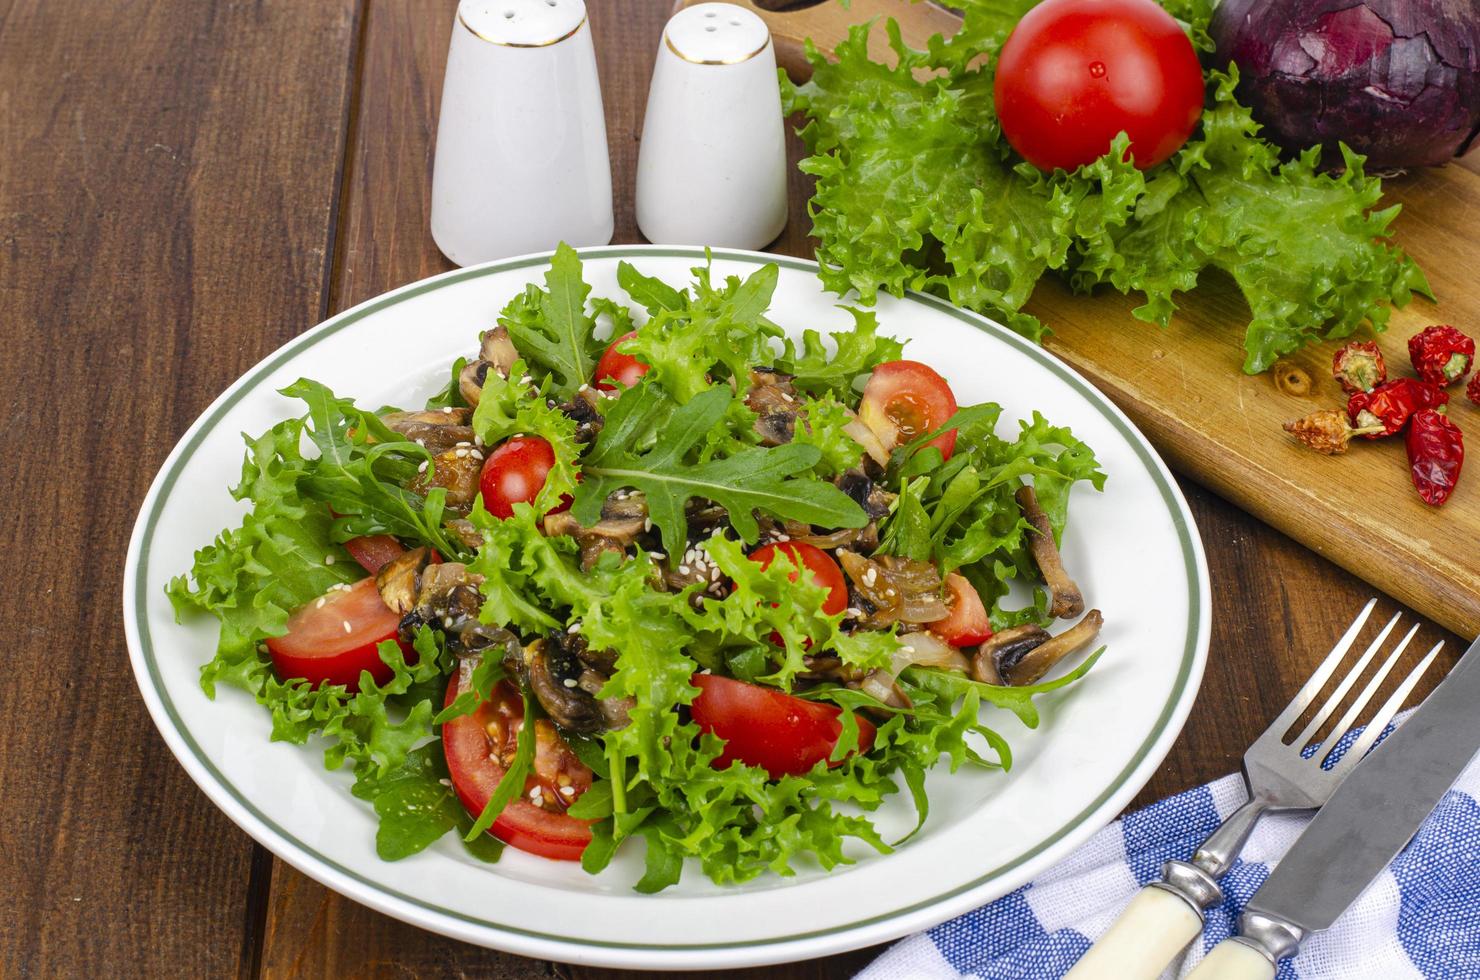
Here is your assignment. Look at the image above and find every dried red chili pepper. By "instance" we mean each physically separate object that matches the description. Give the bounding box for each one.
[1347,379,1449,438]
[1405,409,1464,506]
[1283,409,1385,454]
[1469,371,1480,407]
[1408,325,1475,386]
[1332,341,1386,394]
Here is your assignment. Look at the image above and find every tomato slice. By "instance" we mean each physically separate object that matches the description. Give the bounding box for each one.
[343,534,406,574]
[442,666,594,861]
[859,360,959,461]
[265,578,407,691]
[593,330,649,391]
[690,675,876,779]
[931,573,993,647]
[479,436,569,519]
[749,541,849,616]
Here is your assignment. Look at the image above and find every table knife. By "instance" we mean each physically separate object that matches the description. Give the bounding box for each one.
[1187,634,1480,979]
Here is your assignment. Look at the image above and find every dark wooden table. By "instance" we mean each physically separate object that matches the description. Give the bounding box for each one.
[2,2,1471,977]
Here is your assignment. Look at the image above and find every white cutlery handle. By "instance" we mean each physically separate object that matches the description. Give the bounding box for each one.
[1063,885,1203,980]
[1186,938,1276,980]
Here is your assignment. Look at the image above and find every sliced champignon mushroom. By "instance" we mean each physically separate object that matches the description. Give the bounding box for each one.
[375,546,435,616]
[414,561,485,625]
[1015,485,1084,619]
[523,639,607,734]
[744,368,800,446]
[444,518,484,552]
[555,386,605,444]
[381,409,476,455]
[836,469,895,522]
[542,492,649,569]
[457,326,520,407]
[408,448,483,514]
[972,610,1102,687]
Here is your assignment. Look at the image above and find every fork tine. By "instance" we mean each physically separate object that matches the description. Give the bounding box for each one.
[1315,621,1419,761]
[1330,639,1446,775]
[1292,612,1403,749]
[1267,598,1379,735]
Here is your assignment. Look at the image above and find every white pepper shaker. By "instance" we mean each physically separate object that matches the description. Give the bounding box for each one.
[635,3,788,249]
[431,0,614,266]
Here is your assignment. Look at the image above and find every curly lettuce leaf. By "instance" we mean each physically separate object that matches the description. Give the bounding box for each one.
[777,307,905,400]
[782,3,1428,373]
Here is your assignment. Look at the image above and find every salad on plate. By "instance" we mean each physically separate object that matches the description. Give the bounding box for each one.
[168,246,1107,892]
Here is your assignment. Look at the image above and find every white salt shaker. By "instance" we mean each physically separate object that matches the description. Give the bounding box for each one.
[635,3,788,249]
[431,0,614,266]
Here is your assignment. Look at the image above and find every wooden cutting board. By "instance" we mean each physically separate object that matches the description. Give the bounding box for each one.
[683,0,1480,639]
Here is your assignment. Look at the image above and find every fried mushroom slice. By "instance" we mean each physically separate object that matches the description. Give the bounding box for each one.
[1015,485,1084,619]
[744,368,800,446]
[381,409,476,455]
[458,325,520,406]
[971,610,1103,686]
[375,546,436,616]
[408,448,483,514]
[507,636,607,735]
[542,492,649,569]
[838,551,949,627]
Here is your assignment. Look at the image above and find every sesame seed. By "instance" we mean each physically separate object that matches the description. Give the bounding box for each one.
[342,621,352,634]
[324,555,335,566]
[567,620,581,633]
[454,449,468,458]
[417,461,428,474]
[442,406,454,414]
[780,392,794,403]
[677,565,690,575]
[439,778,452,787]
[649,552,665,560]
[519,374,532,385]
[579,384,589,392]
[863,568,877,586]
[560,785,575,797]
[562,678,578,688]
[415,437,425,447]
[456,440,471,447]
[442,616,454,628]
[644,518,653,531]
[315,597,326,609]
[845,607,862,618]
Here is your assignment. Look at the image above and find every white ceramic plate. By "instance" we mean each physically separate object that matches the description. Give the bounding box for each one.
[125,246,1209,970]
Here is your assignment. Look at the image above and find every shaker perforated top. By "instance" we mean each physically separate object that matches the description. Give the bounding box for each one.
[664,3,770,65]
[457,0,586,47]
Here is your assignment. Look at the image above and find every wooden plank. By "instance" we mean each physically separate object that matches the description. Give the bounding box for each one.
[0,0,360,976]
[692,0,1480,640]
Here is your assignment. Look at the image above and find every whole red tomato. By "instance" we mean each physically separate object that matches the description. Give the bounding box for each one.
[993,0,1204,172]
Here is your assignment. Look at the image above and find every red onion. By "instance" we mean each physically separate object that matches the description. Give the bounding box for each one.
[1210,0,1480,169]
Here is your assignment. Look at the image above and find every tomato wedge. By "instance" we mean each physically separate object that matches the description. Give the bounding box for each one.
[931,573,993,647]
[479,436,568,519]
[690,675,876,779]
[442,665,594,860]
[343,534,405,574]
[266,578,407,691]
[593,330,649,391]
[859,360,959,461]
[749,541,849,616]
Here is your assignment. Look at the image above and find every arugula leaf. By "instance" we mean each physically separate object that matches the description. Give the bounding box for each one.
[423,356,469,411]
[782,3,1427,372]
[352,742,504,863]
[571,385,867,556]
[617,260,687,315]
[464,684,539,841]
[282,378,463,559]
[498,242,603,397]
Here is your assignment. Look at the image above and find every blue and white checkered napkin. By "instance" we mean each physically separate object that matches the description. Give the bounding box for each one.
[860,719,1480,980]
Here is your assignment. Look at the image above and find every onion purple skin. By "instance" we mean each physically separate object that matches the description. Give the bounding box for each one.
[1209,0,1480,170]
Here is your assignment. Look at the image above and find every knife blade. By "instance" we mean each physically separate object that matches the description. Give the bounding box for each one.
[1241,635,1480,953]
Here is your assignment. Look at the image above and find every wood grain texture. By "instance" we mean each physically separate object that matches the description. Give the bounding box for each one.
[0,0,360,976]
[2,0,1470,977]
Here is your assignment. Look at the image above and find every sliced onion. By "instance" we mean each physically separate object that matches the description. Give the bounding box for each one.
[892,631,970,675]
[844,412,890,467]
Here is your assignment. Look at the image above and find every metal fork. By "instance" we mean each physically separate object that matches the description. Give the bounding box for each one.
[1066,599,1445,980]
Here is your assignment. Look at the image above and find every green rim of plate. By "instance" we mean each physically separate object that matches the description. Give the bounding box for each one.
[131,246,1205,953]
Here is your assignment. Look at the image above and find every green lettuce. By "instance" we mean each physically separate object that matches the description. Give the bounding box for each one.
[782,2,1428,372]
